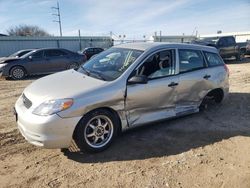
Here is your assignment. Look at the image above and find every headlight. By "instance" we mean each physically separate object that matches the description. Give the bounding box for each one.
[32,98,73,116]
[0,63,7,70]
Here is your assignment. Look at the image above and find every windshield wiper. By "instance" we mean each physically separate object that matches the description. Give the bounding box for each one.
[89,70,106,81]
[80,66,90,76]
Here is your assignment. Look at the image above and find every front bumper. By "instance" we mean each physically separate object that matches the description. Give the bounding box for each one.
[15,96,82,149]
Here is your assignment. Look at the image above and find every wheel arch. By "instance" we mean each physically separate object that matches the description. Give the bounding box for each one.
[205,88,224,103]
[9,65,28,76]
[72,106,122,140]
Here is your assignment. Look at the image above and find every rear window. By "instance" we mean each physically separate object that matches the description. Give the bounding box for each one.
[204,52,224,66]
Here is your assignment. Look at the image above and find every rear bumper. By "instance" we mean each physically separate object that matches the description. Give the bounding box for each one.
[15,96,82,149]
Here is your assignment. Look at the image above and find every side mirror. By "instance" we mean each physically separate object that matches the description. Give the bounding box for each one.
[128,75,148,84]
[28,56,33,60]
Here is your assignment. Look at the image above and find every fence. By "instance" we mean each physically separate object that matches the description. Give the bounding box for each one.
[0,36,113,57]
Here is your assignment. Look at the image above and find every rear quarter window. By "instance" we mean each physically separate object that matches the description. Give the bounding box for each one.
[204,52,224,67]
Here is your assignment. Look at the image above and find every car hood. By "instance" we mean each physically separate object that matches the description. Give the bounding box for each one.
[23,70,107,105]
[0,57,20,64]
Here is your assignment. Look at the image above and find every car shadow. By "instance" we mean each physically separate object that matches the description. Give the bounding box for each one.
[62,92,250,163]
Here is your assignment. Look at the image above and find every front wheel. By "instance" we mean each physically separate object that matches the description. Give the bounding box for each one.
[74,109,119,152]
[10,66,26,80]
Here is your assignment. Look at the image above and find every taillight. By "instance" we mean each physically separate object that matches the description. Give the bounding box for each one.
[224,64,229,76]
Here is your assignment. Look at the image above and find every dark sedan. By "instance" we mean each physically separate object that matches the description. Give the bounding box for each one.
[0,48,86,79]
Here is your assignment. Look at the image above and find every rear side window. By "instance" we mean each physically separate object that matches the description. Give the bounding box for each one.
[179,49,205,73]
[204,52,224,66]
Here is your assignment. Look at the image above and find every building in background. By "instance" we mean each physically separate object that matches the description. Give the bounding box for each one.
[0,36,113,57]
[153,35,197,43]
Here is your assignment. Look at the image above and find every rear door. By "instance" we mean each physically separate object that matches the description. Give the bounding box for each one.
[44,49,69,72]
[176,49,209,114]
[125,49,179,126]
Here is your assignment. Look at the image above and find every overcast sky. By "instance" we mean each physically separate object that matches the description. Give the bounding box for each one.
[0,0,249,39]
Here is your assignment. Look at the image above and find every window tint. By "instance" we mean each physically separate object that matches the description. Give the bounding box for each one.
[136,50,175,79]
[32,51,44,58]
[45,50,67,57]
[204,52,224,66]
[179,49,205,73]
[227,37,235,45]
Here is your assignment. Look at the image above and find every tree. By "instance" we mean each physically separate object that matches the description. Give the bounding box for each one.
[7,25,51,37]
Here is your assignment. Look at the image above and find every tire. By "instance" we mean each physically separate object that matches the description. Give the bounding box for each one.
[74,109,119,153]
[68,63,79,70]
[10,66,26,80]
[199,89,223,111]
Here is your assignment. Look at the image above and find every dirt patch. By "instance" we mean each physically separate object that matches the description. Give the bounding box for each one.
[1,59,250,188]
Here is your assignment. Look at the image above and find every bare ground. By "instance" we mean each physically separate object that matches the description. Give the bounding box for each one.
[1,59,250,188]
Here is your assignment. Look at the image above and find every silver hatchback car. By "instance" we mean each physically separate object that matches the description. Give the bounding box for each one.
[15,43,229,152]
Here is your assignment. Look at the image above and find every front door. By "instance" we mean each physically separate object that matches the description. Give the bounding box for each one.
[26,50,50,74]
[125,49,179,126]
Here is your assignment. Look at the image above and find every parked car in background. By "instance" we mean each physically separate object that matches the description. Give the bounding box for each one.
[14,42,229,152]
[192,36,242,61]
[79,47,104,60]
[0,48,86,79]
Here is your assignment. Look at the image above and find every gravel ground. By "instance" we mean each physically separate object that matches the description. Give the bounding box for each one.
[0,58,250,188]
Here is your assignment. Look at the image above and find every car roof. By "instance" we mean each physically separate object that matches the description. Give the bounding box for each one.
[115,42,218,53]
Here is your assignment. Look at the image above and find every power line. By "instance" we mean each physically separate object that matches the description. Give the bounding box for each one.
[51,1,62,36]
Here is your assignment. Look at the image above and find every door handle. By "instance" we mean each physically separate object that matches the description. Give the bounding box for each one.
[203,74,211,79]
[168,82,178,87]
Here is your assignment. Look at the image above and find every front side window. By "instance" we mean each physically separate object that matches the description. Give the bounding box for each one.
[179,49,205,73]
[79,47,143,81]
[135,50,175,79]
[32,51,44,58]
[204,52,224,66]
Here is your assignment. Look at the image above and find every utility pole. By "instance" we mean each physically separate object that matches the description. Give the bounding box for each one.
[78,29,82,51]
[52,1,62,36]
[159,30,162,42]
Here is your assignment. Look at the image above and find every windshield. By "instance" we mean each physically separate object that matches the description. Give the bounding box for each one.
[78,47,143,81]
[9,50,32,58]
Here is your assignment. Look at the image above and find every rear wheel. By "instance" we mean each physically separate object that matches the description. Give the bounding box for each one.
[199,89,224,110]
[74,109,119,152]
[10,66,26,80]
